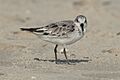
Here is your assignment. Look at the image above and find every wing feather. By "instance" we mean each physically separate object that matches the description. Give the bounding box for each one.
[24,20,76,38]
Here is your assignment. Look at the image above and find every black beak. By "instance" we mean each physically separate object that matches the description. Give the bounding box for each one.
[80,23,84,32]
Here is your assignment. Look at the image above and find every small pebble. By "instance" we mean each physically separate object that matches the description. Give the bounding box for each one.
[31,76,36,79]
[116,32,120,35]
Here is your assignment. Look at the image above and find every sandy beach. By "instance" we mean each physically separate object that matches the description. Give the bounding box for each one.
[0,0,120,80]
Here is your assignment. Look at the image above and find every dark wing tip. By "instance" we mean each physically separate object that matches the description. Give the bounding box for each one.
[20,27,40,32]
[20,28,27,31]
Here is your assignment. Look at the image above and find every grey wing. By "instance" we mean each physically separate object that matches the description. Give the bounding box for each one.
[33,20,75,38]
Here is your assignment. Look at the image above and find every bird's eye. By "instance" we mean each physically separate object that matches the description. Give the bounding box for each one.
[85,19,87,23]
[76,19,79,22]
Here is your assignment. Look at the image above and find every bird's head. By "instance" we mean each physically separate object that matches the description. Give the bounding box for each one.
[74,15,87,33]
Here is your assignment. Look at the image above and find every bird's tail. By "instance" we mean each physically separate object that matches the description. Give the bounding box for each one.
[20,27,40,32]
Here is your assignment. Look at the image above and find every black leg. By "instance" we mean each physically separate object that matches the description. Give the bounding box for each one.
[54,44,58,64]
[63,48,69,64]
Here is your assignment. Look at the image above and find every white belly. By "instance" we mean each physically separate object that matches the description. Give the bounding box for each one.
[41,31,84,45]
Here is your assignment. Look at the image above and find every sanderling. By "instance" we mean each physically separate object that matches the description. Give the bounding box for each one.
[20,15,87,64]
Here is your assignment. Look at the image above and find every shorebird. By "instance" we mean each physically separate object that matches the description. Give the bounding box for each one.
[20,15,87,64]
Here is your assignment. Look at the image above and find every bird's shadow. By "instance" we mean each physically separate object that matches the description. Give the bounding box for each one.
[34,58,91,64]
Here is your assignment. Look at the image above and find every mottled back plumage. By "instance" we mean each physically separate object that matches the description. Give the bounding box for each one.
[21,20,76,38]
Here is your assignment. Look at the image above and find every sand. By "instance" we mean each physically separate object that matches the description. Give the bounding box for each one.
[0,0,120,80]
